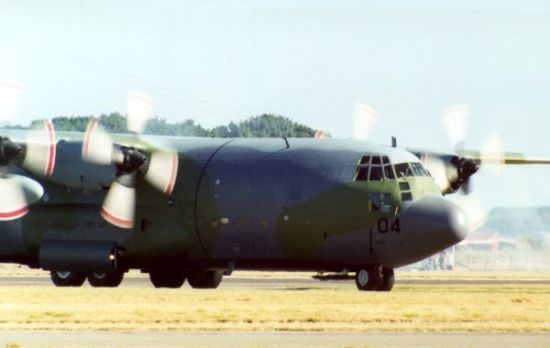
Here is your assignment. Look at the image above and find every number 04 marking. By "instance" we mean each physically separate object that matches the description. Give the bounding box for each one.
[377,218,401,234]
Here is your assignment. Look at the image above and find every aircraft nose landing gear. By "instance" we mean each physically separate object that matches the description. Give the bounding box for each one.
[355,265,394,291]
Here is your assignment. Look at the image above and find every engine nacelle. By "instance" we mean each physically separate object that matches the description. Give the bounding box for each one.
[410,150,478,195]
[47,140,116,190]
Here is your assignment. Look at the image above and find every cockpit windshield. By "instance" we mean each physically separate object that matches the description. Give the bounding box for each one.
[354,155,429,182]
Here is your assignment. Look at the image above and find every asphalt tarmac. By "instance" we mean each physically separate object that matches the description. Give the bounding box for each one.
[1,274,550,288]
[0,331,548,348]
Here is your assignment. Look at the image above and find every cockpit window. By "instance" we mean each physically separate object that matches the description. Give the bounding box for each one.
[394,163,414,177]
[369,166,383,181]
[394,162,430,178]
[383,164,395,179]
[371,156,381,165]
[382,156,390,164]
[359,156,370,165]
[355,166,369,181]
[411,162,429,176]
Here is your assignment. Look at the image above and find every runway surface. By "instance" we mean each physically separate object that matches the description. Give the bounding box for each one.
[1,274,550,288]
[0,331,548,348]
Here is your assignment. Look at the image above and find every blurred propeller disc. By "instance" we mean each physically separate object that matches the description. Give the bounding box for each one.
[442,104,469,150]
[143,151,179,195]
[127,91,153,134]
[100,174,136,229]
[480,133,504,176]
[23,119,57,176]
[353,102,377,141]
[82,117,114,165]
[423,155,452,193]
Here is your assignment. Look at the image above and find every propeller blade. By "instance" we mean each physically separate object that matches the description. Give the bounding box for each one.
[0,174,30,221]
[442,104,469,150]
[127,91,153,134]
[480,133,504,176]
[100,173,136,229]
[17,175,44,205]
[353,103,377,141]
[82,118,114,165]
[421,154,454,193]
[143,151,179,195]
[23,119,57,176]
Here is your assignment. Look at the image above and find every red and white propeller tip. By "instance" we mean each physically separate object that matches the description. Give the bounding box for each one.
[100,178,136,229]
[23,119,57,177]
[82,117,114,165]
[0,175,44,221]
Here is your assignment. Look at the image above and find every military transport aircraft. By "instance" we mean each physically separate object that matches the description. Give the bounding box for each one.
[0,90,548,291]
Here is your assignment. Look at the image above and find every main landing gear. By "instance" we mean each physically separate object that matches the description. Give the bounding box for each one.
[49,270,125,287]
[355,265,394,292]
[149,269,224,289]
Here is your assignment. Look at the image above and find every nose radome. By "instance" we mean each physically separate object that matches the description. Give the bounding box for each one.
[401,195,469,254]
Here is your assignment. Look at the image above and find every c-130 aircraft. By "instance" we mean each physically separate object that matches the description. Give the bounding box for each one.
[0,93,548,291]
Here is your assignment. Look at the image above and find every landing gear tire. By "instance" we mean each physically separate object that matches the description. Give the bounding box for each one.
[87,270,124,287]
[187,270,223,289]
[50,271,86,287]
[355,265,383,291]
[149,269,186,288]
[378,268,395,292]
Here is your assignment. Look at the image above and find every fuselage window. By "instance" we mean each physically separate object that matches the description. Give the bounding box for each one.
[394,163,414,177]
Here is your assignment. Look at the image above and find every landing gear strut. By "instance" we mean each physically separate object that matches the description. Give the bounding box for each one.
[355,265,394,292]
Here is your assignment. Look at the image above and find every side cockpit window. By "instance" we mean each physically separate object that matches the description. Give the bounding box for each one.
[411,162,430,177]
[394,162,430,178]
[394,163,414,178]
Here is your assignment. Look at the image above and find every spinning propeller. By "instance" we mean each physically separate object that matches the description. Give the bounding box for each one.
[82,91,178,229]
[0,81,56,220]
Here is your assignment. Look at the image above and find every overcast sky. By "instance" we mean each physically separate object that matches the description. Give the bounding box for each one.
[1,0,550,208]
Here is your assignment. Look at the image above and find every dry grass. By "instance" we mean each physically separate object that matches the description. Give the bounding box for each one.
[0,283,548,332]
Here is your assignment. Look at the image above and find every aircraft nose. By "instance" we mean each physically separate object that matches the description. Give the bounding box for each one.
[400,195,469,257]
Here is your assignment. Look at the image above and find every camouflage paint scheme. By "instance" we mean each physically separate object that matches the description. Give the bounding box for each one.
[0,130,467,274]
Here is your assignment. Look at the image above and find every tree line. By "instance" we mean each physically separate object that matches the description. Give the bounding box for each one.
[8,113,320,138]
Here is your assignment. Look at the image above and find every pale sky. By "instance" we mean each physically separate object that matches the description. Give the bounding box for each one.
[1,0,550,208]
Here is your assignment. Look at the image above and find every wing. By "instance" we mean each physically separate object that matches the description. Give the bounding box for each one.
[456,150,550,165]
